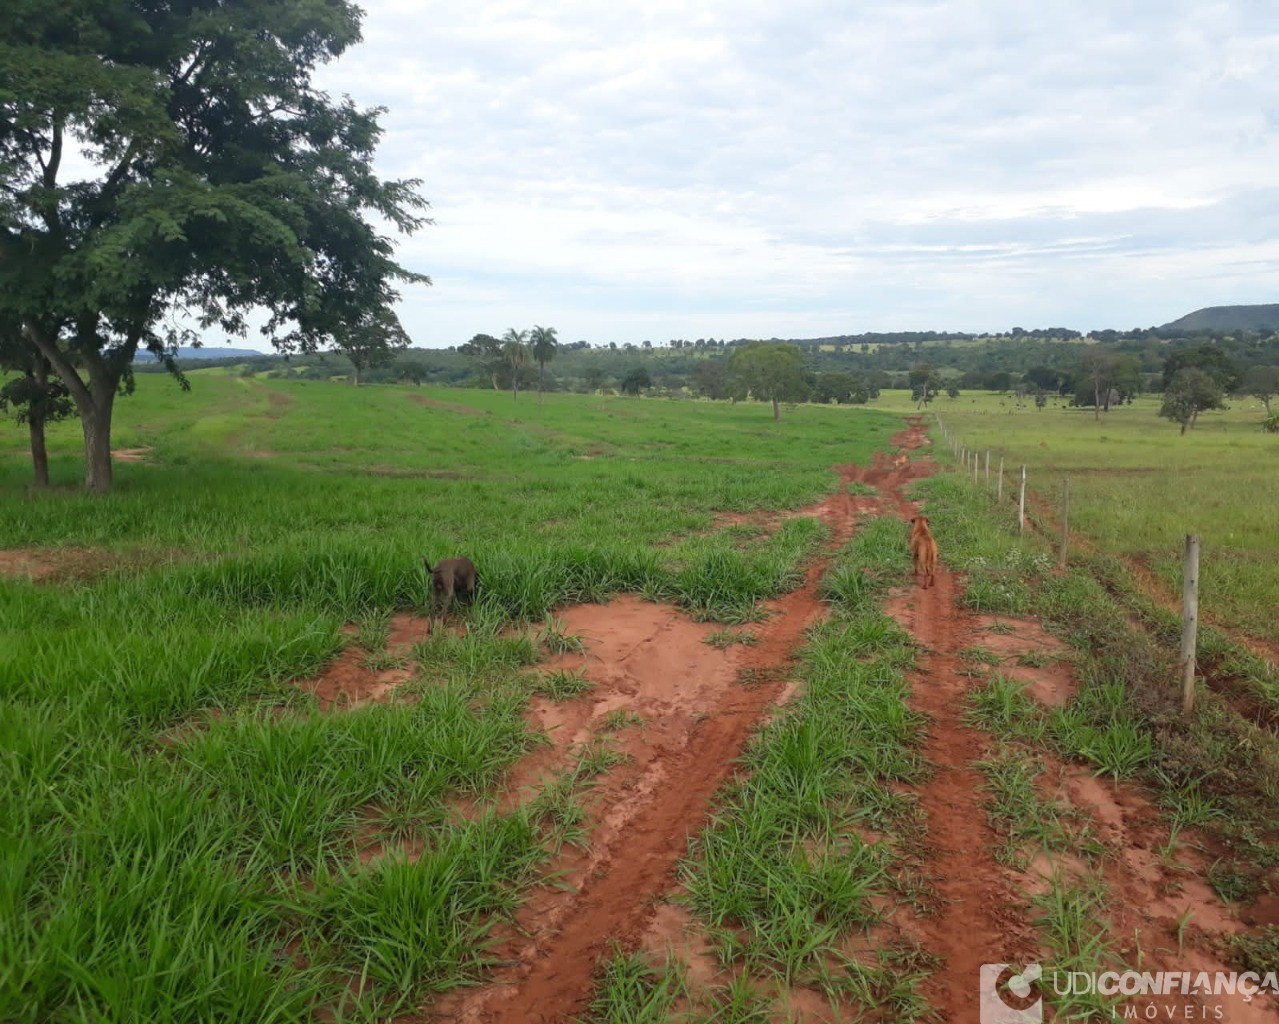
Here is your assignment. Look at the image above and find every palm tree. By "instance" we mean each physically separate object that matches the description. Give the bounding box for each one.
[502,328,528,401]
[529,324,558,410]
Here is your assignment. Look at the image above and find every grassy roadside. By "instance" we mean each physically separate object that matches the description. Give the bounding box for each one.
[920,388,1279,648]
[910,470,1279,968]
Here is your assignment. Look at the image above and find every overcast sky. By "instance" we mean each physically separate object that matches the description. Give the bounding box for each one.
[300,0,1279,350]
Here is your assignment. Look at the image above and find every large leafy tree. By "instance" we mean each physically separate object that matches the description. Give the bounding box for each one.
[728,342,808,420]
[907,362,942,408]
[619,365,651,395]
[460,333,502,390]
[0,0,429,491]
[1240,365,1279,417]
[529,324,558,409]
[330,306,410,386]
[1162,346,1240,394]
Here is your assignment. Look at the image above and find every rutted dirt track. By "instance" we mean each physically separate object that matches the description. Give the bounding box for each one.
[301,416,1277,1022]
[422,465,868,1023]
[857,421,1043,1017]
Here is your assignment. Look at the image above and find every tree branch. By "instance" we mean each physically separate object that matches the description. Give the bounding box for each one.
[25,321,91,410]
[44,117,62,190]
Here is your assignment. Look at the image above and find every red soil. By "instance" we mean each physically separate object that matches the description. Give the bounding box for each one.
[300,415,1274,1022]
[420,467,866,1024]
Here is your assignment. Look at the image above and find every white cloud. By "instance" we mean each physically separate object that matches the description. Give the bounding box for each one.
[288,0,1279,348]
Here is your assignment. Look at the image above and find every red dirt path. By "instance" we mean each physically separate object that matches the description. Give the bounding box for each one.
[420,467,867,1024]
[299,415,1276,1022]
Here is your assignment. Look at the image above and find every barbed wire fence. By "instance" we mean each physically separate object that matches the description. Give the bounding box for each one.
[930,413,1201,715]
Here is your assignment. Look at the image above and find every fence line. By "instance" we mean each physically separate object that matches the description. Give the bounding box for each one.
[932,412,1201,713]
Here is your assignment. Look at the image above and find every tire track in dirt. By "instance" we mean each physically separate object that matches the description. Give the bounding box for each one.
[856,418,1041,1020]
[890,418,1279,1023]
[418,468,865,1024]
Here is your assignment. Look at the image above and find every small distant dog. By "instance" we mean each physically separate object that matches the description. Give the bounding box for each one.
[908,516,938,589]
[424,556,478,621]
[894,454,909,468]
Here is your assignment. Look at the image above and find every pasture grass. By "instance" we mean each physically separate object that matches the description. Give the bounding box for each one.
[920,388,1279,646]
[1,376,900,1021]
[973,746,1105,870]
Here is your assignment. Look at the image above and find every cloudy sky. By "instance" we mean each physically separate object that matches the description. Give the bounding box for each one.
[307,0,1279,349]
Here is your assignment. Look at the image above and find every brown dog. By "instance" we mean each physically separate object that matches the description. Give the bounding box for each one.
[894,454,909,468]
[908,516,938,589]
[424,556,478,620]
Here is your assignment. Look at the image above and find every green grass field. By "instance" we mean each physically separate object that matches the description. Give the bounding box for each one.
[0,374,899,1022]
[883,389,1279,646]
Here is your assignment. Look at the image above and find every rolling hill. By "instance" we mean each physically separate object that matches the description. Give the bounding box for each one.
[1161,304,1279,332]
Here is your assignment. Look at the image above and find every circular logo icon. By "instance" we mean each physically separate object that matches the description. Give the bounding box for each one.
[995,964,1043,1011]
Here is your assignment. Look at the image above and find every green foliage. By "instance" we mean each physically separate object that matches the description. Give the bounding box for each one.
[579,948,688,1024]
[1163,345,1241,392]
[908,362,942,405]
[329,306,411,385]
[728,343,809,417]
[1159,367,1226,434]
[620,365,652,395]
[810,370,870,405]
[1,0,429,489]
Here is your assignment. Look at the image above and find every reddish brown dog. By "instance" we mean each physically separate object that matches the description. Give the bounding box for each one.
[909,516,938,589]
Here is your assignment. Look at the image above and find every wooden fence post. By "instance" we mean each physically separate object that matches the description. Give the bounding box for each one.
[1181,534,1200,715]
[985,450,990,482]
[1018,466,1027,533]
[1058,478,1069,567]
[997,457,1004,501]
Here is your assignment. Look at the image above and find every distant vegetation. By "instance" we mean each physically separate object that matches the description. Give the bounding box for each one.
[129,318,1279,423]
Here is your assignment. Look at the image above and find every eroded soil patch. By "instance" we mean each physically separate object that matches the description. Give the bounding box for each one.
[0,545,166,583]
[297,613,424,710]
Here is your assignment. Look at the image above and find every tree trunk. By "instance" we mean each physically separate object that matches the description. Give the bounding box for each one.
[1093,377,1101,421]
[81,390,116,493]
[1180,420,1188,436]
[772,396,780,421]
[352,363,362,386]
[28,413,50,488]
[25,314,141,494]
[538,363,544,411]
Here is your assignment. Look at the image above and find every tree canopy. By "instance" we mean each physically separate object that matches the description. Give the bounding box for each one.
[0,0,429,490]
[330,307,410,385]
[1240,365,1279,417]
[1162,346,1240,393]
[729,342,808,419]
[1159,368,1226,434]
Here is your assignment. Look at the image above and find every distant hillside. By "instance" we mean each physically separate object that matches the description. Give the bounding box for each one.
[1161,305,1279,333]
[134,346,264,363]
